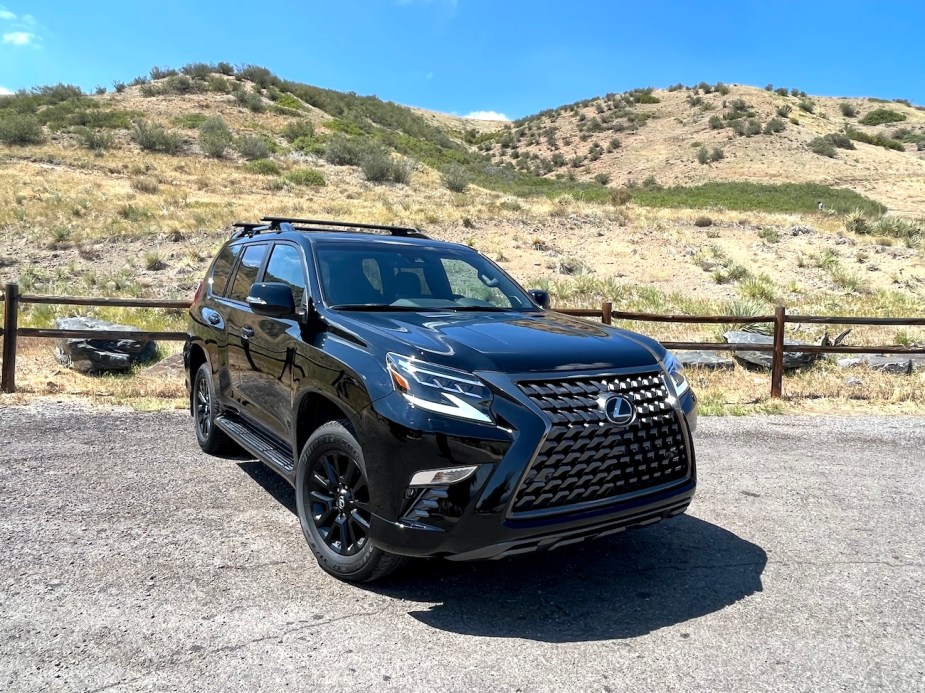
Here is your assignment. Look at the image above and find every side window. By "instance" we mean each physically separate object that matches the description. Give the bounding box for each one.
[209,244,242,297]
[264,244,307,306]
[228,244,268,302]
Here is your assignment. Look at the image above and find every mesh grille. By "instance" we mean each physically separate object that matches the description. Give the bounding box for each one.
[512,371,689,515]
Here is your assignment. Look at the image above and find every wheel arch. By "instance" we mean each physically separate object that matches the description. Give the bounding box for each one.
[187,342,208,413]
[294,391,357,457]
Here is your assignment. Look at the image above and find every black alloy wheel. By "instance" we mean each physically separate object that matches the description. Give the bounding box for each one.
[296,421,406,582]
[306,449,372,556]
[192,363,234,455]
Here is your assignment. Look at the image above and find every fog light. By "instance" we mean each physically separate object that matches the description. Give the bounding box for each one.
[409,466,478,487]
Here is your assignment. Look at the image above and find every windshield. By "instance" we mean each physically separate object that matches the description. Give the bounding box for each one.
[315,242,536,311]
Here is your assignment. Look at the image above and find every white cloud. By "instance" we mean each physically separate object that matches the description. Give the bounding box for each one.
[3,30,33,45]
[0,86,12,95]
[0,9,15,20]
[464,111,510,121]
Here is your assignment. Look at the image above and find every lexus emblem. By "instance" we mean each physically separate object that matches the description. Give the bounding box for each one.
[598,394,636,427]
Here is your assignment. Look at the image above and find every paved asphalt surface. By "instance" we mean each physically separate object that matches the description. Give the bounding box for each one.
[0,405,923,693]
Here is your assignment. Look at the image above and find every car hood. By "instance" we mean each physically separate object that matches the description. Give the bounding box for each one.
[333,309,666,374]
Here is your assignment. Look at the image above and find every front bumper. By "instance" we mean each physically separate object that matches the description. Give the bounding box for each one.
[355,367,698,560]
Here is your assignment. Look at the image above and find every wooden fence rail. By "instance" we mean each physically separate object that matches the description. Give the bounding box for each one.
[2,282,924,396]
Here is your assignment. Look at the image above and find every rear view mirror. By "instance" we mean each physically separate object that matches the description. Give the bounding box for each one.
[528,289,551,309]
[247,282,296,317]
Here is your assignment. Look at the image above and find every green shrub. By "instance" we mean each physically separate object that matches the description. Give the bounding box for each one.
[131,120,183,154]
[847,128,905,151]
[610,187,632,206]
[216,62,235,76]
[149,66,178,80]
[824,132,854,150]
[843,209,870,234]
[275,93,304,111]
[711,147,725,161]
[131,176,160,194]
[291,135,325,155]
[198,116,232,158]
[143,251,166,271]
[244,159,281,175]
[205,76,231,93]
[281,119,314,142]
[441,164,471,192]
[593,173,611,185]
[74,126,114,151]
[360,148,412,184]
[0,113,45,144]
[233,88,266,113]
[776,104,792,118]
[324,135,365,165]
[774,87,789,97]
[763,117,786,134]
[697,146,710,164]
[810,137,836,157]
[798,98,815,113]
[113,81,127,93]
[694,216,713,227]
[859,108,906,125]
[708,115,724,129]
[839,103,857,118]
[285,168,326,187]
[715,82,730,96]
[235,134,270,160]
[607,137,621,150]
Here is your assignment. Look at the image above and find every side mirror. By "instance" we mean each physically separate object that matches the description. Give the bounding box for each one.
[528,289,551,309]
[246,282,296,317]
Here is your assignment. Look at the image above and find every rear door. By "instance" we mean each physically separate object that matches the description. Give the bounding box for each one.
[223,242,270,418]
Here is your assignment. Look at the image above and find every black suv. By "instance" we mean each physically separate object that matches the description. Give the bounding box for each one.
[185,217,697,581]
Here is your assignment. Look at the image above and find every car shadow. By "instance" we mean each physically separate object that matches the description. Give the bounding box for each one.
[237,462,766,643]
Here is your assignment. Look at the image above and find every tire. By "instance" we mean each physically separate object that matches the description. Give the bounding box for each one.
[295,421,406,582]
[192,362,235,455]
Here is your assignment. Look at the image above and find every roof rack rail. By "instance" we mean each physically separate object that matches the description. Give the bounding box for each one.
[262,216,428,238]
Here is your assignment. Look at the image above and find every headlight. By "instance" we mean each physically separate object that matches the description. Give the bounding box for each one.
[386,353,494,423]
[662,351,691,397]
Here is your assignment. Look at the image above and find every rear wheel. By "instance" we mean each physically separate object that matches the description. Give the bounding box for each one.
[192,363,235,455]
[296,421,405,582]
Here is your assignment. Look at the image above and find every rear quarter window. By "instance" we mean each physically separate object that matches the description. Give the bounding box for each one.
[209,244,242,297]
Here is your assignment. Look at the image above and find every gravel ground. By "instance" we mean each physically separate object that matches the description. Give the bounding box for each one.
[1,405,923,693]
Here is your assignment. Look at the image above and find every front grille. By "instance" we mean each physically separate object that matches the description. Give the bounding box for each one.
[511,371,689,516]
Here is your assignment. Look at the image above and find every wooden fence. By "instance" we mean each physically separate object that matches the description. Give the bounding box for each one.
[2,283,924,396]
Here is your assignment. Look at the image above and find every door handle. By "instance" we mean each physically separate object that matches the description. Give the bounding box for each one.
[241,326,255,339]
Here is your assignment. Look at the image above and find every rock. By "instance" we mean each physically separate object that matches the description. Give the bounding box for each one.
[789,225,815,236]
[675,350,735,370]
[142,353,185,379]
[53,317,157,374]
[843,377,864,386]
[723,330,818,370]
[836,354,915,374]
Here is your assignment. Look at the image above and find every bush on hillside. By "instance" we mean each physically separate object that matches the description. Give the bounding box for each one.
[839,103,857,118]
[244,159,281,175]
[859,108,906,126]
[798,99,815,113]
[361,147,413,184]
[281,119,314,142]
[324,135,365,166]
[131,120,183,154]
[776,105,792,118]
[824,132,854,150]
[810,136,836,157]
[846,128,905,151]
[233,88,266,113]
[75,126,114,152]
[708,115,724,129]
[285,168,326,187]
[234,134,270,160]
[0,113,45,145]
[198,116,232,158]
[763,117,786,134]
[441,163,471,192]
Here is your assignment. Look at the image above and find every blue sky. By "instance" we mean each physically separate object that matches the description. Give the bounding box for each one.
[1,1,922,120]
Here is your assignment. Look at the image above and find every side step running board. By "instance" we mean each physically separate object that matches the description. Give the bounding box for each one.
[215,415,295,472]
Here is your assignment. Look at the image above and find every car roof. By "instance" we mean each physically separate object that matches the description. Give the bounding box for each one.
[230,230,471,252]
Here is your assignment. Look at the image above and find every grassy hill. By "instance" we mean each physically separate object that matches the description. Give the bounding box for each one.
[0,65,923,399]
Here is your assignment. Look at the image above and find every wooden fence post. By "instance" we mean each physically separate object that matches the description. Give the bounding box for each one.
[2,283,19,394]
[770,305,785,398]
[601,301,613,325]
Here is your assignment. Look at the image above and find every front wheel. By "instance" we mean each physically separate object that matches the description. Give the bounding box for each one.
[295,421,405,582]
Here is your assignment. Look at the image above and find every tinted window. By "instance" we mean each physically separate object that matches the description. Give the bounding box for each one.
[228,244,268,302]
[209,244,242,296]
[264,244,307,306]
